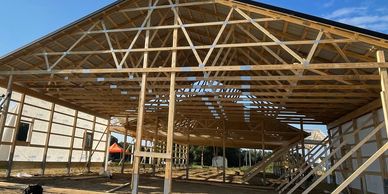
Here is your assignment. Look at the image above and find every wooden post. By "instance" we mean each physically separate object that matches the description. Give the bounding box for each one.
[337,125,350,182]
[180,145,183,167]
[201,146,204,167]
[373,110,387,178]
[130,144,134,164]
[41,103,55,175]
[222,133,226,182]
[332,142,388,194]
[248,149,251,167]
[164,0,178,192]
[67,110,78,174]
[327,128,336,184]
[331,50,388,194]
[104,130,111,172]
[173,143,177,167]
[281,120,366,193]
[301,122,384,194]
[353,119,367,193]
[152,117,159,176]
[300,119,305,158]
[86,116,96,172]
[261,125,266,184]
[186,131,190,179]
[131,1,151,192]
[148,140,152,165]
[0,74,13,144]
[103,118,111,171]
[131,81,147,191]
[378,50,388,136]
[6,93,25,177]
[177,144,179,168]
[121,116,128,174]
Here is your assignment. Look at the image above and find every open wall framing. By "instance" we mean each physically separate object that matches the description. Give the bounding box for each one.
[0,86,108,176]
[329,107,388,194]
[0,0,388,193]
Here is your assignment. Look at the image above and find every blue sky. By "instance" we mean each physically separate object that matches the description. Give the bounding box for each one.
[0,0,115,57]
[259,0,388,34]
[0,0,387,56]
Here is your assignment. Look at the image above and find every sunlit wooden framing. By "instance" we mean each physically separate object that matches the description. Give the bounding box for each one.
[0,0,388,193]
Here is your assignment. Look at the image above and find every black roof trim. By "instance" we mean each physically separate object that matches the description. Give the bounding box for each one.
[237,0,388,40]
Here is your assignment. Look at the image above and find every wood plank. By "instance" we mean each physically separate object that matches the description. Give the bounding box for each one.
[40,103,55,175]
[5,93,25,177]
[0,74,13,145]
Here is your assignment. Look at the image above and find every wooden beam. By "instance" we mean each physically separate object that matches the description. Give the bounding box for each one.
[67,110,78,175]
[85,116,97,172]
[34,38,357,57]
[104,119,111,172]
[222,127,226,183]
[352,119,368,193]
[120,1,215,12]
[328,99,381,129]
[332,142,388,194]
[5,93,25,177]
[41,103,55,175]
[131,1,152,193]
[378,50,388,137]
[216,0,388,48]
[134,151,171,159]
[30,83,380,91]
[164,1,178,192]
[0,74,13,144]
[300,119,305,158]
[152,117,159,176]
[301,122,385,194]
[373,110,388,178]
[86,18,277,35]
[121,116,128,173]
[0,80,108,119]
[13,74,381,83]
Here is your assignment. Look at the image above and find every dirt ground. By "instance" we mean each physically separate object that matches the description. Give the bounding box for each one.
[0,166,334,193]
[0,166,277,194]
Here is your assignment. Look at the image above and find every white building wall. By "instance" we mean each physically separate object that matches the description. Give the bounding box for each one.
[331,108,386,194]
[0,87,109,168]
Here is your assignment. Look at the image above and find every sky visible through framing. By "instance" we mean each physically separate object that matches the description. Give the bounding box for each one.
[1,0,386,141]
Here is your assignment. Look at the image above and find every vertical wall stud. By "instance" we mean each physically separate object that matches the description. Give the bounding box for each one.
[6,93,25,177]
[67,110,78,174]
[0,74,13,144]
[41,103,55,175]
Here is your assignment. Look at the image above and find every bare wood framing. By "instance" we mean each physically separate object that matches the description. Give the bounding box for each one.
[0,1,387,192]
[67,110,79,174]
[131,1,152,193]
[164,1,178,192]
[5,93,25,177]
[41,103,55,175]
[121,116,128,174]
[0,74,13,145]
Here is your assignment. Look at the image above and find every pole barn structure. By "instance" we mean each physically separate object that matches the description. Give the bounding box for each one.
[0,0,388,193]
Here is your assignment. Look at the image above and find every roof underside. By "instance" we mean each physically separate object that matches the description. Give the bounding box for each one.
[0,0,388,148]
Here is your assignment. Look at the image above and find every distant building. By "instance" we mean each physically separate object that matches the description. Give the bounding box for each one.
[212,156,227,168]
